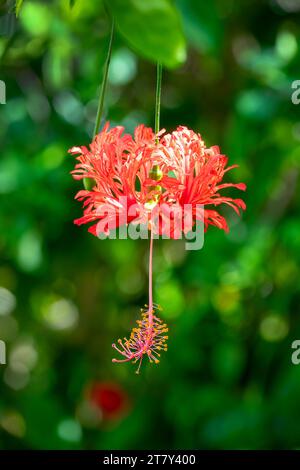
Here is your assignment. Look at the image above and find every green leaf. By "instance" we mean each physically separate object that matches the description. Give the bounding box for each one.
[108,0,186,69]
[15,0,23,17]
[176,0,223,54]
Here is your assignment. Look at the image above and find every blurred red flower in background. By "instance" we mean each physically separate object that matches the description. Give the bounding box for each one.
[88,381,129,421]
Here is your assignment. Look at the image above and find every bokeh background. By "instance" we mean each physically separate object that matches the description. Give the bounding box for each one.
[1,0,300,450]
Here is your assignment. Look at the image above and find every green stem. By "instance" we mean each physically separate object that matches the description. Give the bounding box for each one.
[154,62,163,139]
[148,63,163,325]
[93,19,115,137]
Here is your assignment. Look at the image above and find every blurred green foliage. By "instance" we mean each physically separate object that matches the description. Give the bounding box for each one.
[0,0,300,450]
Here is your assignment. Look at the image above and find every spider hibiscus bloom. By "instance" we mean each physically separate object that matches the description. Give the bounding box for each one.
[70,123,246,373]
[159,126,246,233]
[69,123,170,236]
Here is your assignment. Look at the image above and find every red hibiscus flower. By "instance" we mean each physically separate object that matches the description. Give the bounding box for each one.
[70,124,246,238]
